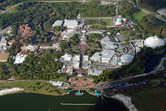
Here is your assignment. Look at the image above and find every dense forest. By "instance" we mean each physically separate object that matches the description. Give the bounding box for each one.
[0,1,115,43]
[0,1,116,27]
[0,0,24,9]
[139,15,166,37]
[5,49,64,80]
[136,0,166,11]
[0,0,66,9]
[118,0,140,18]
[119,0,166,38]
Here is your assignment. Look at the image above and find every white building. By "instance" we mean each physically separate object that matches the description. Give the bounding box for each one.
[0,37,7,47]
[101,50,116,63]
[135,47,141,53]
[90,52,102,62]
[61,53,72,61]
[115,18,123,26]
[14,53,27,64]
[22,45,37,52]
[82,61,91,69]
[73,55,80,62]
[49,81,63,87]
[83,55,89,62]
[39,46,52,49]
[49,80,70,89]
[101,37,117,49]
[52,20,63,27]
[72,55,80,69]
[61,30,76,41]
[88,68,103,76]
[66,68,73,75]
[101,36,110,44]
[120,54,134,63]
[144,36,165,49]
[73,61,80,69]
[134,40,144,48]
[52,43,60,50]
[100,1,111,5]
[63,20,78,29]
[157,8,166,17]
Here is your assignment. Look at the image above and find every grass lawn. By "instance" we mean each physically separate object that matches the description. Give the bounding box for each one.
[124,78,166,111]
[88,42,99,48]
[0,80,69,95]
[102,18,112,26]
[126,87,166,111]
[133,11,147,21]
[6,8,18,13]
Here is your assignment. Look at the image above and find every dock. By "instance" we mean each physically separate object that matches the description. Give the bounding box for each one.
[60,103,96,106]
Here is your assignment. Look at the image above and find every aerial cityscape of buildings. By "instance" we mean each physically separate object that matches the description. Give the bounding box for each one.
[0,1,166,110]
[0,17,165,76]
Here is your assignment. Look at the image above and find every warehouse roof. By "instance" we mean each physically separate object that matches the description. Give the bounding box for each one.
[0,53,9,61]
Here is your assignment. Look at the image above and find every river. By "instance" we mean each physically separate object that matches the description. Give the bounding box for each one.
[0,90,127,111]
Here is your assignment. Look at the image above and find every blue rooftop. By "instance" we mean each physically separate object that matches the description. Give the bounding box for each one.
[117,18,122,22]
[68,90,71,94]
[76,91,82,95]
[95,89,102,95]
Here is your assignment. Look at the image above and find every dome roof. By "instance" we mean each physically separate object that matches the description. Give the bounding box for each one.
[121,54,134,63]
[144,36,165,49]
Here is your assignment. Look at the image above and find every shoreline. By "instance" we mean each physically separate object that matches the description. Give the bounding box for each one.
[0,88,24,96]
[0,88,130,110]
[0,88,96,97]
[111,94,138,111]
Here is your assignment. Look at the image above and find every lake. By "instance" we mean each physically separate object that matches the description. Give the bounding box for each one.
[0,90,127,111]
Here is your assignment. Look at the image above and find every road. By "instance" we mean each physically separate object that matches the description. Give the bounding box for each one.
[0,3,23,14]
[77,42,89,69]
[82,17,113,20]
[156,57,166,71]
[97,56,166,90]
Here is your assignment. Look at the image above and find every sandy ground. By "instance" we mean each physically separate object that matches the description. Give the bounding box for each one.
[0,88,24,96]
[112,94,138,111]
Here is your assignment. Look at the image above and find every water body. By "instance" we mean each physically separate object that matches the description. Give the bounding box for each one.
[0,90,127,111]
[133,0,137,7]
[144,48,166,73]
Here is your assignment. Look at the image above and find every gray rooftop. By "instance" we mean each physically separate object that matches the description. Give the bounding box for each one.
[52,20,63,27]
